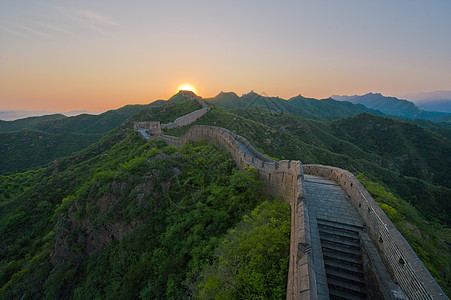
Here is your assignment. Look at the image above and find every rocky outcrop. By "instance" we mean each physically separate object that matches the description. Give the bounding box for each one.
[51,156,179,266]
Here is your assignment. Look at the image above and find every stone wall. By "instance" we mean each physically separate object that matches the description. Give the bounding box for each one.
[303,164,447,299]
[162,107,210,129]
[136,94,446,299]
[148,125,314,300]
[134,121,161,133]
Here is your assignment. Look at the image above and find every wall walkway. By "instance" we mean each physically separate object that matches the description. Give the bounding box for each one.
[135,96,447,300]
[304,165,447,299]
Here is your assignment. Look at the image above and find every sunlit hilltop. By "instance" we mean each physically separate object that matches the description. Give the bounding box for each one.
[178,84,197,94]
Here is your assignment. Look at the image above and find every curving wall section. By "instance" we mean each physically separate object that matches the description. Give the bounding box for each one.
[162,107,210,129]
[148,125,315,299]
[303,164,447,300]
[162,95,211,129]
[136,97,446,299]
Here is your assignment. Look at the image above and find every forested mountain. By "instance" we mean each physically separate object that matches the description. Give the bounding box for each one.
[0,114,66,132]
[0,99,290,298]
[0,103,164,174]
[165,105,450,293]
[1,92,450,297]
[399,91,451,113]
[207,91,383,120]
[332,92,451,122]
[0,104,153,134]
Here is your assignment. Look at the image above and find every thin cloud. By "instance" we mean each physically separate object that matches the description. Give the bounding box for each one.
[20,25,49,37]
[79,10,118,26]
[64,9,118,34]
[84,24,107,34]
[0,25,30,38]
[42,24,73,35]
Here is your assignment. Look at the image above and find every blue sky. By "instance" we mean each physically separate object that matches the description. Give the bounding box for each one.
[1,0,450,110]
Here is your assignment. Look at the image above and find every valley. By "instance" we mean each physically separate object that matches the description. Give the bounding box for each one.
[1,91,450,298]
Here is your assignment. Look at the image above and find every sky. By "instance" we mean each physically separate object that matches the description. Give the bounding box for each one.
[1,0,451,111]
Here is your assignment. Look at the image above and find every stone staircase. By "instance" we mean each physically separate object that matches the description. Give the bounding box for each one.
[135,95,448,299]
[317,218,367,300]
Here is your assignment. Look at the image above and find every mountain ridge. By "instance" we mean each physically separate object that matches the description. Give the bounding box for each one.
[332,92,451,122]
[207,91,383,120]
[1,91,450,297]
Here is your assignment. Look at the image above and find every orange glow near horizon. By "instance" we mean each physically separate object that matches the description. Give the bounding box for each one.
[1,2,450,112]
[178,84,197,94]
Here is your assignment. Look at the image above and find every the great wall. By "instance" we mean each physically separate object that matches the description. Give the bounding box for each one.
[135,92,447,300]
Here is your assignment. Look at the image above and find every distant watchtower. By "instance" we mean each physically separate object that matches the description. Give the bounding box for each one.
[134,121,161,134]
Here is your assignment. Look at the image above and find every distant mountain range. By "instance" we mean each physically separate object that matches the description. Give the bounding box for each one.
[1,90,450,297]
[0,103,154,173]
[396,91,451,113]
[207,91,383,120]
[0,110,102,121]
[331,92,451,122]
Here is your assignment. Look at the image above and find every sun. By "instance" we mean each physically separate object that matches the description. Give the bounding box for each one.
[178,83,197,94]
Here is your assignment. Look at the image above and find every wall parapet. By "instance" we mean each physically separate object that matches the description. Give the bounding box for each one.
[147,125,313,300]
[303,164,447,300]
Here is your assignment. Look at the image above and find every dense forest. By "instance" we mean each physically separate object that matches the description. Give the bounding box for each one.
[1,92,450,297]
[0,100,290,299]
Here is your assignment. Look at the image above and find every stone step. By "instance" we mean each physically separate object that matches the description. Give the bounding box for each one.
[322,244,362,257]
[323,253,363,268]
[322,248,363,266]
[320,234,360,249]
[329,287,366,300]
[327,277,367,297]
[317,218,364,232]
[318,223,360,239]
[324,259,365,276]
[318,226,360,242]
[325,267,366,286]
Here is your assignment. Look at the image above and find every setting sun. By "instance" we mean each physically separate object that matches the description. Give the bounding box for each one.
[178,84,197,94]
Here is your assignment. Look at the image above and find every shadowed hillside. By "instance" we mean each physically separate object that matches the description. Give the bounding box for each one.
[333,93,451,122]
[0,95,200,174]
[207,91,383,120]
[1,92,450,296]
[0,98,290,299]
[165,106,451,225]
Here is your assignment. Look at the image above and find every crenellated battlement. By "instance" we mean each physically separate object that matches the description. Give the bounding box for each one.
[134,97,447,299]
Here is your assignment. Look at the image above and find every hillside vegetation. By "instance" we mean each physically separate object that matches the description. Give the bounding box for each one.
[333,93,451,122]
[0,102,171,174]
[357,174,450,295]
[0,114,66,132]
[164,103,450,294]
[0,99,289,299]
[207,91,382,120]
[2,91,450,296]
[166,106,450,223]
[0,131,101,174]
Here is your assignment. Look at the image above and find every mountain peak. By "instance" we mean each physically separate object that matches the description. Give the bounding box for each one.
[178,90,197,97]
[168,90,201,103]
[242,90,261,98]
[365,92,383,97]
[217,91,239,98]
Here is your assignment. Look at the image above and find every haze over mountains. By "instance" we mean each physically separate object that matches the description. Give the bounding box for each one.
[332,92,451,122]
[1,90,450,297]
[3,90,451,175]
[397,91,451,113]
[0,110,103,121]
